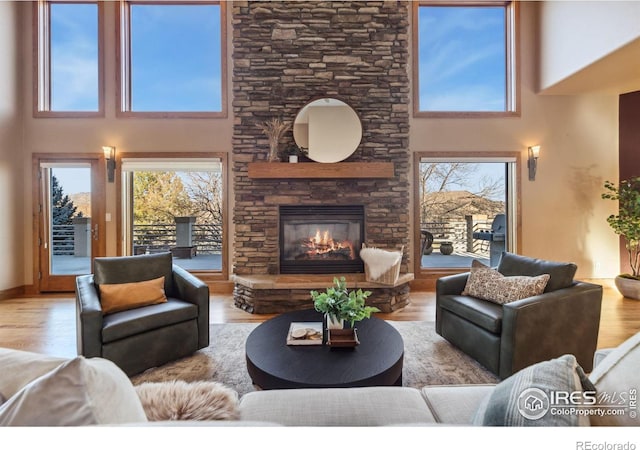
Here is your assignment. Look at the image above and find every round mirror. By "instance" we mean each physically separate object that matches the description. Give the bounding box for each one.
[293,98,362,163]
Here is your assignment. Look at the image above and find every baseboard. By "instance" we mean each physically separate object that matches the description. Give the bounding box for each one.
[0,285,25,301]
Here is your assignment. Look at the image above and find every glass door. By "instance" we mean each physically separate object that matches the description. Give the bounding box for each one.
[418,156,517,270]
[120,157,224,273]
[37,158,105,292]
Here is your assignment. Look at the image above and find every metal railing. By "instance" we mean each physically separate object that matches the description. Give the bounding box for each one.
[421,218,495,255]
[132,223,222,254]
[52,225,74,255]
[52,222,223,255]
[56,218,495,258]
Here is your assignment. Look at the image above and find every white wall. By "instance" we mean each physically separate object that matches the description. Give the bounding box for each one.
[538,1,640,92]
[0,2,24,291]
[410,1,621,278]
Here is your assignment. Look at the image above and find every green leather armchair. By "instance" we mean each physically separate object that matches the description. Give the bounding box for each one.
[75,252,209,376]
[436,252,603,379]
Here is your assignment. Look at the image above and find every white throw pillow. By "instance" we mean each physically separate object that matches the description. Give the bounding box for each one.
[588,331,640,426]
[0,356,147,426]
[0,347,68,400]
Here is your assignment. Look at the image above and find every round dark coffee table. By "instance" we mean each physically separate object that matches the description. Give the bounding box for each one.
[245,309,404,390]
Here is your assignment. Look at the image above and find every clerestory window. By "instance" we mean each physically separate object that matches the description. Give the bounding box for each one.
[117,0,227,117]
[413,1,518,117]
[34,0,104,117]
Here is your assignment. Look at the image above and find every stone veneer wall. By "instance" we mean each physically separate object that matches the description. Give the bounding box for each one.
[232,1,410,276]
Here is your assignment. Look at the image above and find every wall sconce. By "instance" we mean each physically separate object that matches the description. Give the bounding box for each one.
[102,146,116,183]
[527,145,540,181]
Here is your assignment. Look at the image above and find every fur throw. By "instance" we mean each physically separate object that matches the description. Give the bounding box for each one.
[135,380,240,421]
[359,244,402,279]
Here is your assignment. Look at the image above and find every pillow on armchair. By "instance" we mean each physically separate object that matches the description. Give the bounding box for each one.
[98,276,168,314]
[497,252,576,292]
[462,260,550,305]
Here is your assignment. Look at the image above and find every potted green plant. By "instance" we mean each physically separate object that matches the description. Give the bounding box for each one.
[310,276,380,329]
[282,144,309,163]
[602,177,640,299]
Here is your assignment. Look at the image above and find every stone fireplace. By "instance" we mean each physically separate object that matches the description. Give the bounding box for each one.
[231,1,411,313]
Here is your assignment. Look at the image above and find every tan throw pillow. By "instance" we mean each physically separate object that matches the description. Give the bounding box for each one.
[99,276,167,314]
[462,259,550,305]
[0,356,147,426]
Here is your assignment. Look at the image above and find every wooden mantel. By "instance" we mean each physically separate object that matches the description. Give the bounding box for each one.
[247,162,395,179]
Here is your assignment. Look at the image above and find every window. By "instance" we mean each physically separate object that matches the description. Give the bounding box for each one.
[117,1,227,117]
[416,154,519,270]
[413,1,518,116]
[120,156,227,276]
[34,1,103,116]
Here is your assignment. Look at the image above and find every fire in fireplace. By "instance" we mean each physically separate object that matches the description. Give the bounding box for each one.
[279,205,365,274]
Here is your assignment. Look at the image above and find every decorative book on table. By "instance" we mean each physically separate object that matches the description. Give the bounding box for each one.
[286,322,323,345]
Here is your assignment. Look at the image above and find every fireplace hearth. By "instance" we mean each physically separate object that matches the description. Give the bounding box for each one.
[279,205,365,274]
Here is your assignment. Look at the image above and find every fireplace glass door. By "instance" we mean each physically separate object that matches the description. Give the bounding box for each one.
[280,205,365,274]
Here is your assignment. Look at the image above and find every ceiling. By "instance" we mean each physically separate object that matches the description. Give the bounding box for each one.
[539,37,640,96]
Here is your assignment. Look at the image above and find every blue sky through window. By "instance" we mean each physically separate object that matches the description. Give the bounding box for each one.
[48,2,223,113]
[130,4,222,112]
[418,5,506,112]
[50,3,99,111]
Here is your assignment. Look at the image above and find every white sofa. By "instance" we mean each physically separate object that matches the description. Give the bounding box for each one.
[1,331,638,426]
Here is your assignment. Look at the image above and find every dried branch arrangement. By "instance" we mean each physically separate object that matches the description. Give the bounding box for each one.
[257,118,291,162]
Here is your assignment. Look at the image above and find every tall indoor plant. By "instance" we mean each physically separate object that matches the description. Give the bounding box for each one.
[311,277,380,328]
[602,177,640,299]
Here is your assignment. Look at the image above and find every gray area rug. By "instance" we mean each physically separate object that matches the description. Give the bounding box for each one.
[130,321,498,397]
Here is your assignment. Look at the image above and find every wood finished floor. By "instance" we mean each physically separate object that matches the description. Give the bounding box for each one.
[0,279,638,359]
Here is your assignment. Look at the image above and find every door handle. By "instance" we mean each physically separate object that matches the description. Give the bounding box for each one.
[92,224,99,241]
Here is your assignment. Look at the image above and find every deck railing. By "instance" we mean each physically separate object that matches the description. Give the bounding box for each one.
[420,217,495,255]
[132,223,222,254]
[52,222,223,255]
[55,217,497,257]
[52,225,75,255]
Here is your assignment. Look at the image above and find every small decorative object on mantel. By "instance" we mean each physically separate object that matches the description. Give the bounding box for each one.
[310,276,379,346]
[283,144,304,163]
[256,118,291,162]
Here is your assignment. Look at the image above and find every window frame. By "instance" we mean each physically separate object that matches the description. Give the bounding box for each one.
[412,1,520,118]
[116,0,228,118]
[33,0,105,118]
[115,152,229,281]
[412,151,522,277]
